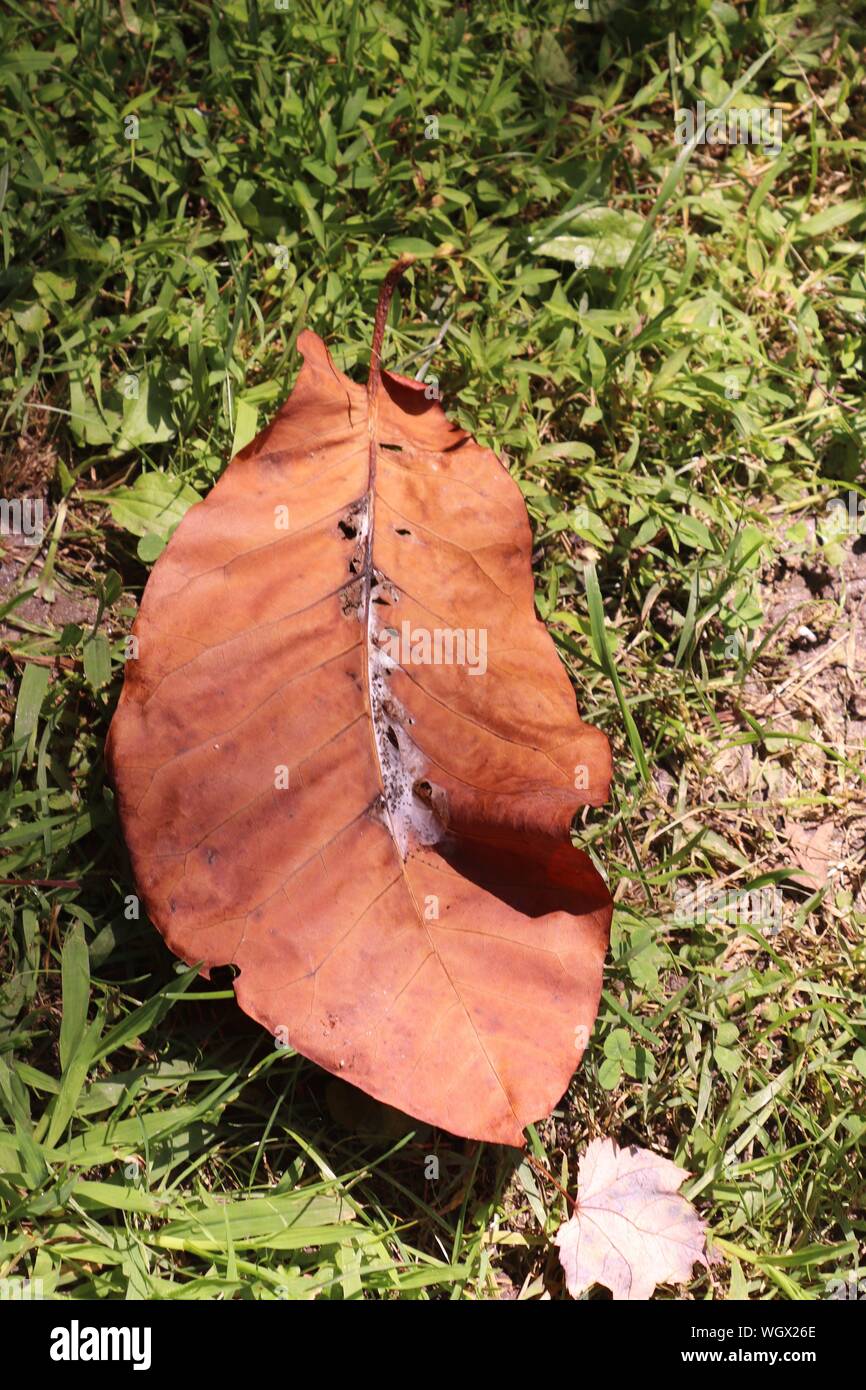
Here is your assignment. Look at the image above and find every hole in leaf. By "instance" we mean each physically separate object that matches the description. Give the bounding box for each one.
[386,725,399,749]
[379,442,403,452]
[210,963,239,987]
[395,527,411,536]
[339,519,357,539]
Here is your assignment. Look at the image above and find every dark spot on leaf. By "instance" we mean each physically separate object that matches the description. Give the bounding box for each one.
[340,578,364,617]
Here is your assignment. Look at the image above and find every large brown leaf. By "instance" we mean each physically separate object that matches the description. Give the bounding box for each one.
[107,260,613,1144]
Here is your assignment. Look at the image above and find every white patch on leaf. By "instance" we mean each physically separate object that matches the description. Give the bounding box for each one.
[367,581,441,858]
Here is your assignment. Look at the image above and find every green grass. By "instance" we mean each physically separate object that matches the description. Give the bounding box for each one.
[1,0,865,1299]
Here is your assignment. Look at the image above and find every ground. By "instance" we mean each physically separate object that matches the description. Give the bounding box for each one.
[0,0,864,1299]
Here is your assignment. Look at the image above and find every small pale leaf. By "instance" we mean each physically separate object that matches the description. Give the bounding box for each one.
[555,1138,710,1300]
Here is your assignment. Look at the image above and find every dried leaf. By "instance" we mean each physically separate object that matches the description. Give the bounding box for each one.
[784,821,836,890]
[107,259,613,1145]
[555,1139,709,1299]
